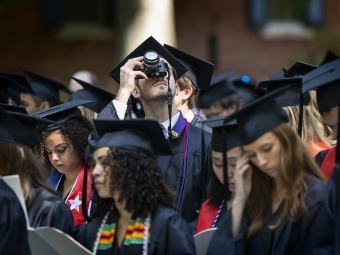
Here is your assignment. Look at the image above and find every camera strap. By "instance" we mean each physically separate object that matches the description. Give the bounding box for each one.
[166,66,173,140]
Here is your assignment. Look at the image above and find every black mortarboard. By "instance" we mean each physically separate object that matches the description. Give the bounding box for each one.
[0,107,17,143]
[23,70,70,105]
[32,100,94,131]
[268,61,317,80]
[197,71,236,108]
[108,36,188,84]
[256,77,310,106]
[163,44,214,92]
[0,75,31,105]
[320,50,339,66]
[229,75,257,103]
[6,110,56,147]
[69,77,115,113]
[302,59,340,114]
[201,118,240,152]
[93,119,172,156]
[223,86,290,145]
[0,103,28,114]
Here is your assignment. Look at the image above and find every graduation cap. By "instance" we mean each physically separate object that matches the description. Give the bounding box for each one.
[68,77,115,113]
[163,44,215,92]
[6,110,56,147]
[229,75,257,103]
[0,103,27,114]
[302,58,340,114]
[256,77,310,107]
[23,70,70,105]
[197,71,236,109]
[223,85,290,145]
[268,61,317,80]
[32,99,94,131]
[201,118,240,152]
[200,117,241,201]
[0,75,31,105]
[93,119,172,156]
[257,77,308,136]
[320,50,339,66]
[108,36,188,84]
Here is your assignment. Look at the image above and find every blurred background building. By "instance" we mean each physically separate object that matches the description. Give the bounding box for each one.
[0,0,339,93]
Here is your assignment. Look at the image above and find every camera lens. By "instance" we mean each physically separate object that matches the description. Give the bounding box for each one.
[143,51,160,70]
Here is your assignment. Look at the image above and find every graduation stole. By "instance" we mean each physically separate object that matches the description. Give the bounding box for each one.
[65,164,92,226]
[321,146,337,180]
[93,210,151,255]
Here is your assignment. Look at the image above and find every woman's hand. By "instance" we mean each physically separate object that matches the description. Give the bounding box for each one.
[231,154,253,237]
[234,154,253,203]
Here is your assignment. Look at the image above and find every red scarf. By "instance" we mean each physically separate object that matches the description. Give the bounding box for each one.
[196,200,219,234]
[65,164,92,226]
[321,146,337,180]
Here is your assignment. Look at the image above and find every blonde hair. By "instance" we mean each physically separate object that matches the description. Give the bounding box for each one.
[245,124,326,238]
[285,92,335,154]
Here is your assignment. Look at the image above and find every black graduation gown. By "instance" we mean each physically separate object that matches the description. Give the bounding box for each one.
[74,206,196,255]
[0,178,31,255]
[98,102,212,231]
[207,175,327,255]
[27,187,74,236]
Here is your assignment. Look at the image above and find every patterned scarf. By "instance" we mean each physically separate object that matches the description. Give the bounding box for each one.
[93,210,151,255]
[64,164,92,226]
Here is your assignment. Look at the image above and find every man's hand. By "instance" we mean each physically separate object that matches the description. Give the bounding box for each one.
[115,56,148,104]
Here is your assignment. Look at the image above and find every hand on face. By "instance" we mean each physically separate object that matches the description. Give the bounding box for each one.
[234,154,253,202]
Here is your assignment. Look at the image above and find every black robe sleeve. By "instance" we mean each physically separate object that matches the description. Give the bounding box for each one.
[0,179,31,255]
[27,187,74,237]
[74,218,102,251]
[150,206,196,255]
[207,176,328,255]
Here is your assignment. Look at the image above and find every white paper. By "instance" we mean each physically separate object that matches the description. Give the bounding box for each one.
[2,175,31,229]
[194,228,217,255]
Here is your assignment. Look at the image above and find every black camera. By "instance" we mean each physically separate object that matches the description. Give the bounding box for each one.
[134,51,169,79]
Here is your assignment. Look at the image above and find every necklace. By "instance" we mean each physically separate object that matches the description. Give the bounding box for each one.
[211,200,225,228]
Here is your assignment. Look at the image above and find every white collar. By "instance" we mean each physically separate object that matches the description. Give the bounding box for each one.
[184,110,195,122]
[160,111,180,139]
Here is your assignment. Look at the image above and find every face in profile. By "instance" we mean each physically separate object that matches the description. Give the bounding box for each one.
[20,93,49,115]
[44,130,82,175]
[242,131,282,179]
[322,106,338,137]
[92,147,112,198]
[211,146,242,192]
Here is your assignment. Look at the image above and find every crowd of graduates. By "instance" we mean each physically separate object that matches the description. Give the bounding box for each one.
[1,35,340,255]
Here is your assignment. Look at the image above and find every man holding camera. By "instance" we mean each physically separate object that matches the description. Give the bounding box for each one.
[98,36,212,231]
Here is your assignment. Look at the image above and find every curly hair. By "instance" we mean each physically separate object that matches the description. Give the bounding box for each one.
[92,148,175,218]
[37,116,93,172]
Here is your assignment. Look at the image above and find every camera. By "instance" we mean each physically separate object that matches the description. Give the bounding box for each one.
[134,51,169,79]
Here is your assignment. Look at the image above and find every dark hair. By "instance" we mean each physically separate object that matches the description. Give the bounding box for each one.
[0,142,57,209]
[32,94,57,108]
[207,166,225,206]
[37,116,93,172]
[93,148,175,218]
[219,94,244,110]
